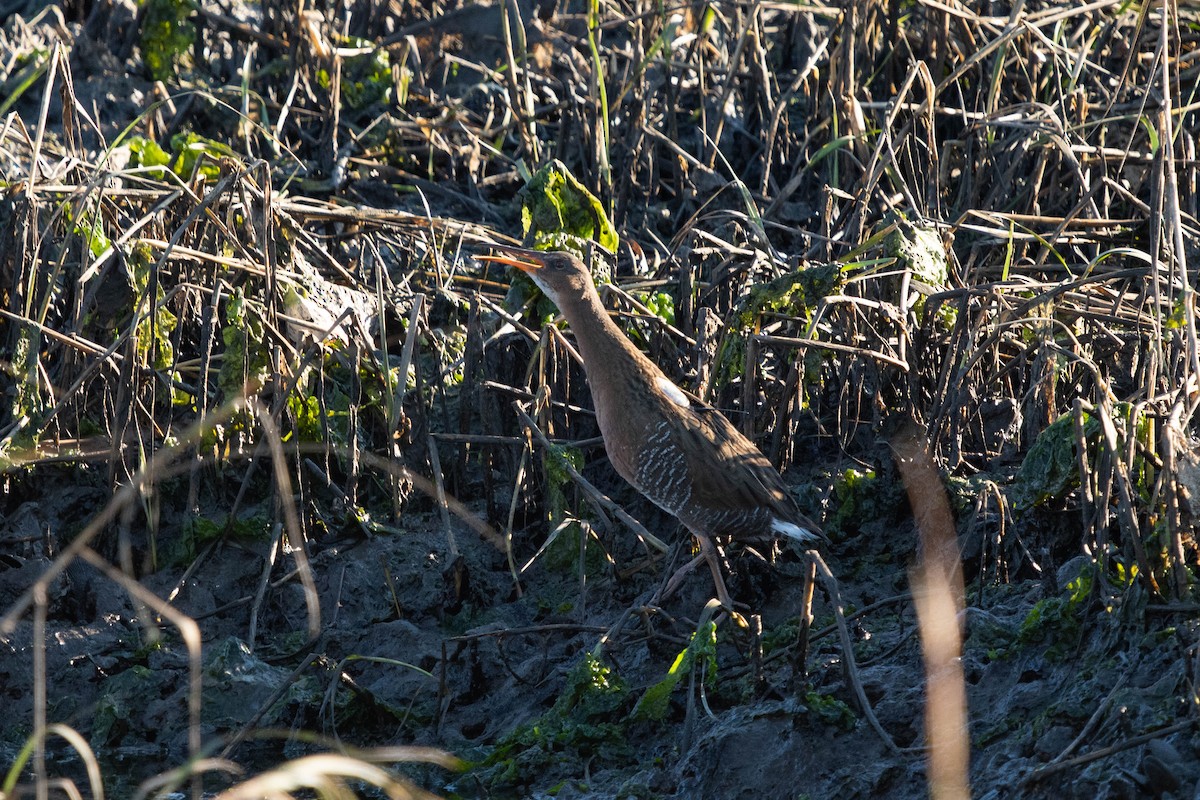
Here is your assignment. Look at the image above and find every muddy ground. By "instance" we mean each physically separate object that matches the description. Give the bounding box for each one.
[4,459,1198,798]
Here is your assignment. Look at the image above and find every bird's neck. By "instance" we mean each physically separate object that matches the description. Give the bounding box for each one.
[562,286,658,386]
[559,284,667,481]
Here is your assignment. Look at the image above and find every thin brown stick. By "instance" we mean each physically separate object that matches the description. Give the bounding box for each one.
[892,427,970,800]
[809,551,905,756]
[513,403,669,554]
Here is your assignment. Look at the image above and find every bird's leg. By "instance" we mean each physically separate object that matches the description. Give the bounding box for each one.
[657,552,706,603]
[655,536,734,609]
[698,534,734,609]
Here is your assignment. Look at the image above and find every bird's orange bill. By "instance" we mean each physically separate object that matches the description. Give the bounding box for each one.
[476,245,547,273]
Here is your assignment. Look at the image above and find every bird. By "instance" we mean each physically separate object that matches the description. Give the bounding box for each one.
[479,245,824,608]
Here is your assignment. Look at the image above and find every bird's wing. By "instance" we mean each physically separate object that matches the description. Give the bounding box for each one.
[675,403,803,518]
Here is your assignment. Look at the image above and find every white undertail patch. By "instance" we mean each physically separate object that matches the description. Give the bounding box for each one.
[655,376,691,408]
[771,518,820,543]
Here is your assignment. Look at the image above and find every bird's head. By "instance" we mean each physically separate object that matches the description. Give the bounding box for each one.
[478,245,595,309]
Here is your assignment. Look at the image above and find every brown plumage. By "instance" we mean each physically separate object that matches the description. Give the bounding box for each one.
[481,245,823,606]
